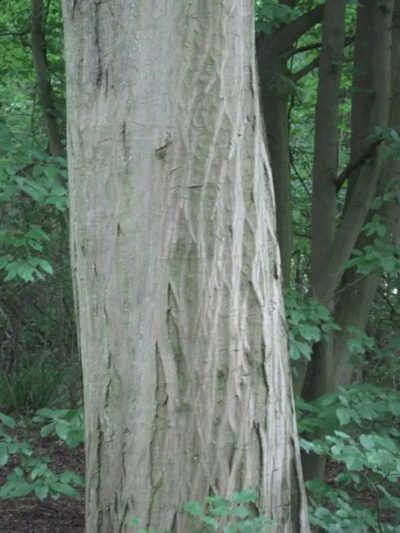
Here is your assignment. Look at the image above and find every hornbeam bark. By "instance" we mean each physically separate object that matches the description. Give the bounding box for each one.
[63,1,308,532]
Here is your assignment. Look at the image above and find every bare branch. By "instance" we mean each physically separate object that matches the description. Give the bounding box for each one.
[335,137,384,192]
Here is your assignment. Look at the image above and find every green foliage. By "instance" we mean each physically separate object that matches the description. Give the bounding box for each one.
[33,408,84,448]
[346,325,375,357]
[346,239,400,275]
[307,480,393,532]
[285,290,340,361]
[0,122,68,283]
[297,384,400,435]
[0,411,83,502]
[0,457,83,500]
[130,491,273,532]
[298,385,400,530]
[184,491,272,532]
[255,0,299,34]
[0,359,64,414]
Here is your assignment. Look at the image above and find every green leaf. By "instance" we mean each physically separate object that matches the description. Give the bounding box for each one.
[40,422,56,438]
[0,413,16,428]
[0,446,9,467]
[49,482,80,498]
[200,516,218,530]
[231,505,250,519]
[359,434,375,450]
[336,407,350,425]
[184,501,204,516]
[389,400,400,416]
[34,484,49,501]
[55,421,70,440]
[1,481,33,498]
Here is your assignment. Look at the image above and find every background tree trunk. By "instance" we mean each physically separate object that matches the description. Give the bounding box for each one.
[63,1,309,532]
[301,0,394,482]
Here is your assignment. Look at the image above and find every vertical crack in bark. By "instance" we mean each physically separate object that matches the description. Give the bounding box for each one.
[95,414,104,531]
[94,1,103,88]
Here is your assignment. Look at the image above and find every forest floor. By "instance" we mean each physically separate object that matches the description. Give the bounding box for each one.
[0,436,396,532]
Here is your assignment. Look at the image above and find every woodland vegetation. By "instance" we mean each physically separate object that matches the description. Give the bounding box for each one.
[0,0,399,532]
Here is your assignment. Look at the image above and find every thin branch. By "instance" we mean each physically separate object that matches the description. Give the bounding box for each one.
[292,36,354,82]
[289,147,312,199]
[377,287,399,317]
[292,55,320,81]
[289,35,354,57]
[335,137,384,191]
[289,41,322,56]
[332,273,370,300]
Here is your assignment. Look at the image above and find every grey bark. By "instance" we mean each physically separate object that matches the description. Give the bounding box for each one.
[63,1,309,532]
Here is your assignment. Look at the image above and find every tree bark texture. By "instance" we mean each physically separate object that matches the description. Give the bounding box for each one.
[63,2,309,532]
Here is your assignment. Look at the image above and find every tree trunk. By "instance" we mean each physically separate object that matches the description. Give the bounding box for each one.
[332,0,400,387]
[257,40,293,288]
[256,4,324,287]
[301,0,394,482]
[299,1,347,419]
[63,2,309,532]
[31,0,64,157]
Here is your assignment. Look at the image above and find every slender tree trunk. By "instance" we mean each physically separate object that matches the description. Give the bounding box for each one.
[256,5,324,287]
[31,0,64,157]
[333,0,400,386]
[257,40,293,288]
[301,0,394,482]
[300,0,347,411]
[63,2,309,532]
[300,0,346,482]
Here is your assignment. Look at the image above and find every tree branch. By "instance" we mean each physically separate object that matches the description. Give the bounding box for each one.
[335,137,384,191]
[289,41,322,56]
[292,36,354,82]
[292,55,320,81]
[270,4,325,55]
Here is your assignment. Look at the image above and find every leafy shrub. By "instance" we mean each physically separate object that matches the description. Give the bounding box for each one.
[130,491,273,532]
[0,410,83,501]
[285,289,340,362]
[184,491,273,532]
[298,385,400,531]
[33,407,84,448]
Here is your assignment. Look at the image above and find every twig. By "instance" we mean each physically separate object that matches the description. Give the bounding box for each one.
[336,138,384,191]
